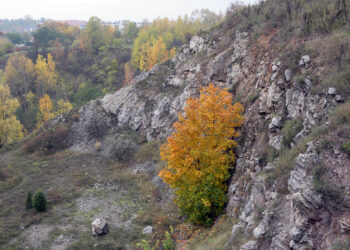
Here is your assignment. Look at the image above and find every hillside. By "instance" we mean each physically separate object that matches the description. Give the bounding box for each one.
[1,0,350,249]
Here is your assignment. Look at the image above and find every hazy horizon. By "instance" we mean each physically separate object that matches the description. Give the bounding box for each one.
[0,0,258,22]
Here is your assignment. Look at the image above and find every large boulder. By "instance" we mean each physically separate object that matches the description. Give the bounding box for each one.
[92,218,109,236]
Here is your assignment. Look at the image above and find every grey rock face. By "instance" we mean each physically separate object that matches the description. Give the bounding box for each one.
[189,36,206,53]
[92,218,109,236]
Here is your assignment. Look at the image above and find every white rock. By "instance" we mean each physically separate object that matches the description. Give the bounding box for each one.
[272,65,278,72]
[232,222,245,234]
[271,72,278,81]
[285,69,292,82]
[304,78,313,89]
[240,240,258,250]
[328,88,336,96]
[92,218,109,236]
[142,226,153,234]
[301,55,310,64]
[189,36,206,53]
[253,223,267,239]
[335,95,344,102]
[299,55,311,66]
[269,116,283,130]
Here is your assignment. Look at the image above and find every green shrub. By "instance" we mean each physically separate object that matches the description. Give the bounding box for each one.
[282,119,303,147]
[332,239,350,250]
[135,140,161,163]
[162,226,175,250]
[73,82,103,108]
[33,190,47,212]
[244,92,260,106]
[342,142,350,155]
[332,100,350,125]
[136,239,154,250]
[25,191,33,209]
[313,164,343,207]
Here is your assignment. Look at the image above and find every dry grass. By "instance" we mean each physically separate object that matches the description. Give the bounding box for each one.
[184,216,239,250]
[0,143,178,249]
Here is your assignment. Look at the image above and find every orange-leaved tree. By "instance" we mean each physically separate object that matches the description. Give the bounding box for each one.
[159,83,244,226]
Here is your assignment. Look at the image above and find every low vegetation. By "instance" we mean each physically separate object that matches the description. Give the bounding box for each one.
[281,119,303,147]
[24,125,71,154]
[185,216,239,250]
[313,164,343,208]
[25,191,33,209]
[135,140,161,164]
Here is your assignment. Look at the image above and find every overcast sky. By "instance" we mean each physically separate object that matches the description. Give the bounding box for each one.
[0,0,258,22]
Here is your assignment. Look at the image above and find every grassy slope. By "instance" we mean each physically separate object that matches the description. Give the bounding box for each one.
[0,141,177,249]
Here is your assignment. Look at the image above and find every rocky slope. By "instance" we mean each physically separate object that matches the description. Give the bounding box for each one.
[52,20,350,249]
[52,23,350,249]
[3,9,350,249]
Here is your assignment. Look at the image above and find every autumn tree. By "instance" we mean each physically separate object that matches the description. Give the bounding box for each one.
[159,83,244,226]
[0,83,23,147]
[36,94,54,128]
[138,36,175,71]
[35,54,57,96]
[55,99,72,116]
[4,53,35,104]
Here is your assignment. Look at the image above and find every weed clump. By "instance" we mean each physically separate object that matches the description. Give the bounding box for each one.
[342,142,350,155]
[282,119,303,147]
[135,140,161,164]
[313,164,343,208]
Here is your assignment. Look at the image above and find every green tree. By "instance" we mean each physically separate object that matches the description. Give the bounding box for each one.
[73,82,103,107]
[6,32,24,44]
[33,190,47,212]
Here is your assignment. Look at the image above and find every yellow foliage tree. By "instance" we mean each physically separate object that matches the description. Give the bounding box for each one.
[0,84,23,147]
[35,54,57,96]
[56,99,72,116]
[139,36,174,71]
[159,83,244,226]
[36,94,54,128]
[4,53,35,102]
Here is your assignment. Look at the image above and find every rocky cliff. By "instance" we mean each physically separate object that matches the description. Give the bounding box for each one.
[50,18,350,249]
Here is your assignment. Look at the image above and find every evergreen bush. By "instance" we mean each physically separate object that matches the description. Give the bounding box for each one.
[33,190,47,212]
